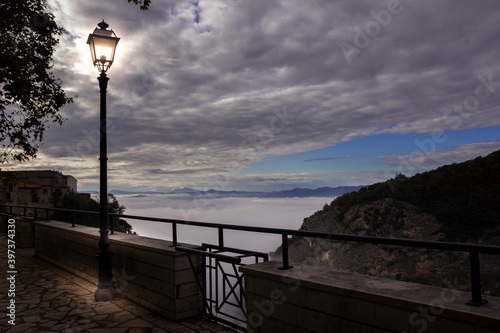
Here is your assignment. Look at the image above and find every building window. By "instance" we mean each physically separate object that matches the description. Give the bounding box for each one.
[31,189,39,203]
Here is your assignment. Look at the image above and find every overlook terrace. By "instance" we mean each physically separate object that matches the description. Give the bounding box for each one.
[2,204,500,332]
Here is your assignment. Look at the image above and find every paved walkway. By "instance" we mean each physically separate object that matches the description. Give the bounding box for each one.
[0,235,236,333]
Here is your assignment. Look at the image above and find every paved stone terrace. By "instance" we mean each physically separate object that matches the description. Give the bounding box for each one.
[0,235,236,333]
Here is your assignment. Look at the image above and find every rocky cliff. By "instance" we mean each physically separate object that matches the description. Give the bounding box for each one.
[274,150,500,295]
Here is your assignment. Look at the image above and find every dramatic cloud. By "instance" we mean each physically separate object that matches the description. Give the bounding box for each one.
[5,0,499,191]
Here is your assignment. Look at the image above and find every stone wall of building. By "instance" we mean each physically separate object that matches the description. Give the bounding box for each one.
[241,261,500,333]
[35,221,203,320]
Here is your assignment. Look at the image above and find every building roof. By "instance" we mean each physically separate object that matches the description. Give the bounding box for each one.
[16,181,42,189]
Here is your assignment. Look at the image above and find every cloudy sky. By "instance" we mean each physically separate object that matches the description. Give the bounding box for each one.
[6,0,500,192]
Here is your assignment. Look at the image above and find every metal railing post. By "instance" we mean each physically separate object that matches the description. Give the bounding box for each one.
[218,227,224,250]
[172,222,178,246]
[467,251,487,306]
[279,233,293,270]
[110,215,114,235]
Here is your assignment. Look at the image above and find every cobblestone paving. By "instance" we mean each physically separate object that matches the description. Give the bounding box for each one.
[0,235,236,333]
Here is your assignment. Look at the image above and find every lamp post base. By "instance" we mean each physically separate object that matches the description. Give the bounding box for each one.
[94,251,116,301]
[95,282,116,301]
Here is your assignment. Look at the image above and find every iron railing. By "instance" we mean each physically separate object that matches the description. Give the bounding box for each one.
[177,243,268,330]
[2,203,500,307]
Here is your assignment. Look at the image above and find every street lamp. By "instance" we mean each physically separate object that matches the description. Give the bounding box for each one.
[87,20,120,301]
[87,20,120,72]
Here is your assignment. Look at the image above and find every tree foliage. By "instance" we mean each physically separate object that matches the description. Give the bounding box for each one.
[55,193,135,234]
[128,0,151,11]
[0,0,74,162]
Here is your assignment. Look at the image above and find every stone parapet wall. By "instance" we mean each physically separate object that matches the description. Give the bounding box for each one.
[35,221,202,320]
[241,261,500,333]
[0,214,35,248]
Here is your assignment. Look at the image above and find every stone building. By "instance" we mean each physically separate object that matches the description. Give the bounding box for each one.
[0,170,77,207]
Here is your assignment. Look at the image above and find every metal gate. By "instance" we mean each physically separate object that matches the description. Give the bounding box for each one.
[176,244,268,331]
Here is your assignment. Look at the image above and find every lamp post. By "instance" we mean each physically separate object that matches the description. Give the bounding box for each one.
[87,20,120,301]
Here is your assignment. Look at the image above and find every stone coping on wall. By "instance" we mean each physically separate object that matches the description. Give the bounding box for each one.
[240,261,500,331]
[35,220,197,254]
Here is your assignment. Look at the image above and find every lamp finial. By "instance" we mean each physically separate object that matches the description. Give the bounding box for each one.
[98,20,109,30]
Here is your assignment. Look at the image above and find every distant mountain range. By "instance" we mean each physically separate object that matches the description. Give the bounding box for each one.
[105,186,364,199]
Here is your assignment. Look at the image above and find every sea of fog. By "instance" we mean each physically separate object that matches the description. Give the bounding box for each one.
[115,195,334,254]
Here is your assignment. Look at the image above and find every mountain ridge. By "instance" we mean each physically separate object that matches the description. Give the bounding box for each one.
[103,185,365,199]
